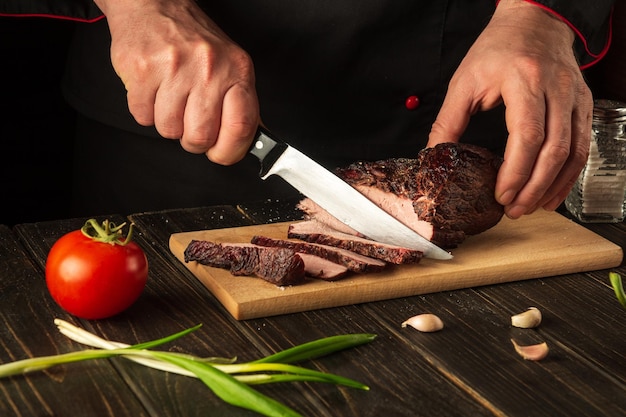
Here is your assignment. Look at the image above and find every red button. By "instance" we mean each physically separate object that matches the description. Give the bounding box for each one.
[405,95,420,110]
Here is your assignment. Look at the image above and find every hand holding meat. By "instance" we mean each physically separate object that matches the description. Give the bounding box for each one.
[94,0,259,165]
[428,0,593,220]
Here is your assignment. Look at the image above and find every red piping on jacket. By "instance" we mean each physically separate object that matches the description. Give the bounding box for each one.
[3,3,613,69]
[522,0,613,69]
[496,0,613,70]
[0,13,105,23]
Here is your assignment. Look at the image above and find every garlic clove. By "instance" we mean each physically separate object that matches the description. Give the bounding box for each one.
[511,339,549,361]
[401,313,444,332]
[511,307,542,329]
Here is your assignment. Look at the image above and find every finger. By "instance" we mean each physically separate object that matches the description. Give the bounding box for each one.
[539,100,592,210]
[505,92,573,217]
[427,80,473,147]
[153,81,188,140]
[206,84,260,165]
[537,150,586,212]
[178,86,222,154]
[494,85,547,213]
[125,78,158,127]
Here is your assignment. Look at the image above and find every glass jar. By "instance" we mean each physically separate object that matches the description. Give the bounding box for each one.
[565,99,626,223]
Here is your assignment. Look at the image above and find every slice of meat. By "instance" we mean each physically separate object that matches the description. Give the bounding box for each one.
[298,143,503,248]
[184,240,305,286]
[250,236,386,273]
[297,253,349,281]
[296,199,362,236]
[288,220,422,264]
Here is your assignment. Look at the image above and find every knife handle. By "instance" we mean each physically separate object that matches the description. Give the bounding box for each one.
[249,127,288,177]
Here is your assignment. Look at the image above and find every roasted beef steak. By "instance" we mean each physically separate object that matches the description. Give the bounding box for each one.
[184,240,305,286]
[298,143,504,248]
[412,142,504,237]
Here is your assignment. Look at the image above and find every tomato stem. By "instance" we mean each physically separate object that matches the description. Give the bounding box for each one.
[81,219,136,246]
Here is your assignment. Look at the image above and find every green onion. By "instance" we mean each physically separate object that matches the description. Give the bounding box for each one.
[252,333,376,364]
[150,352,305,417]
[609,272,626,309]
[0,320,375,417]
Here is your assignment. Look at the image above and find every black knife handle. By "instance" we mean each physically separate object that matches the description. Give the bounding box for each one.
[249,127,289,177]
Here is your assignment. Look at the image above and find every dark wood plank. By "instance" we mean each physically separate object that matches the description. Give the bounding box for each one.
[12,214,332,416]
[356,216,626,417]
[89,242,326,417]
[128,206,497,417]
[236,197,305,224]
[356,214,626,416]
[0,225,149,417]
[237,204,626,416]
[136,208,491,416]
[364,278,626,417]
[128,205,253,247]
[128,205,259,306]
[10,206,624,417]
[484,272,626,378]
[12,217,91,262]
[238,305,494,417]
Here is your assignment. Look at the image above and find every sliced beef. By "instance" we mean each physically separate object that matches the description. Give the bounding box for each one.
[288,220,422,264]
[250,236,386,273]
[298,143,503,248]
[296,199,363,237]
[297,253,349,281]
[184,240,305,286]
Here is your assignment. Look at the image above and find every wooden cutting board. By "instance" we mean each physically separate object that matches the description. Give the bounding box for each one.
[169,210,623,320]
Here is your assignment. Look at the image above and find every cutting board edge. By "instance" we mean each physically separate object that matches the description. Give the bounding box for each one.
[239,264,625,320]
[171,243,623,320]
[177,257,245,318]
[168,212,624,320]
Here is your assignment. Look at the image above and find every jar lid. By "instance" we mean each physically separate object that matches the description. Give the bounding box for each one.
[593,99,626,122]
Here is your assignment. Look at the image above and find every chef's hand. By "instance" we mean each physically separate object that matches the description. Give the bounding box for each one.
[94,0,259,165]
[427,0,593,219]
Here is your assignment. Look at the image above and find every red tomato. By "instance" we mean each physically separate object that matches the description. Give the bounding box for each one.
[45,220,148,320]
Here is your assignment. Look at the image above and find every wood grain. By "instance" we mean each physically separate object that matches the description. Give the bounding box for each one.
[0,225,149,417]
[169,210,623,319]
[11,215,323,417]
[4,205,626,417]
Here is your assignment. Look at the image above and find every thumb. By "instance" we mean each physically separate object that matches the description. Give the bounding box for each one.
[427,89,473,148]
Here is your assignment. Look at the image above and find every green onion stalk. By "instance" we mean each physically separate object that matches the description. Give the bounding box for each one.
[609,272,626,309]
[0,320,375,417]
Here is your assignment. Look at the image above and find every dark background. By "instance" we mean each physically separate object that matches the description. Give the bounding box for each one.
[1,5,625,226]
[1,17,76,225]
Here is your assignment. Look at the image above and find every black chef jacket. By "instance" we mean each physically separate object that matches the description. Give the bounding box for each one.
[0,1,615,215]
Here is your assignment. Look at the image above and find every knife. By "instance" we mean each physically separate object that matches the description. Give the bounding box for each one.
[249,127,452,260]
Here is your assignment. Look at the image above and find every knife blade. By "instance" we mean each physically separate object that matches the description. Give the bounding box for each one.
[249,128,452,260]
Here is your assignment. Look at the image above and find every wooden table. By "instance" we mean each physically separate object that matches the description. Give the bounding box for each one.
[1,200,625,417]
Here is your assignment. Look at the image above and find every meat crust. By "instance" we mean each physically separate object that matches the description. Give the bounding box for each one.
[184,240,305,286]
[413,142,504,237]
